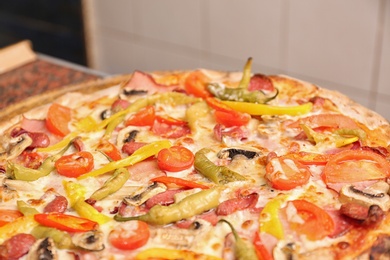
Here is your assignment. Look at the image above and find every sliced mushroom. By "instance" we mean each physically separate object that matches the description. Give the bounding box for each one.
[0,133,33,160]
[123,182,167,206]
[217,147,261,160]
[273,241,298,260]
[27,237,57,260]
[339,181,390,211]
[72,230,105,251]
[123,130,140,143]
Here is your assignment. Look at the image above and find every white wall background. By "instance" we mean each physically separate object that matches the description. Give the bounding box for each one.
[85,0,390,120]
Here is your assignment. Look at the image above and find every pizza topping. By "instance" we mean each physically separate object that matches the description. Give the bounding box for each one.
[26,237,57,260]
[156,146,194,172]
[89,168,130,201]
[219,219,258,260]
[248,73,275,93]
[55,151,94,178]
[123,182,167,207]
[286,200,334,240]
[0,233,36,260]
[339,181,390,211]
[265,156,311,190]
[216,193,259,216]
[340,203,385,226]
[259,195,286,240]
[43,195,68,213]
[217,147,261,160]
[2,132,33,160]
[6,138,72,181]
[322,150,390,184]
[34,213,98,233]
[184,70,212,98]
[145,189,184,209]
[221,100,313,116]
[123,70,178,95]
[114,187,221,225]
[0,209,23,227]
[71,229,105,251]
[151,176,209,190]
[194,148,247,184]
[109,221,150,250]
[46,103,72,137]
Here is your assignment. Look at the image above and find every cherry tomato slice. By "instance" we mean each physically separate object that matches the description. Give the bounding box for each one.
[157,146,194,172]
[206,97,250,127]
[125,106,155,126]
[0,209,23,227]
[45,103,72,136]
[286,200,334,240]
[109,221,150,250]
[97,140,122,161]
[55,151,94,178]
[265,157,311,190]
[322,149,390,184]
[184,70,212,98]
[34,213,98,232]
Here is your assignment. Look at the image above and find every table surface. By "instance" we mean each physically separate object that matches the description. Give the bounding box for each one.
[0,54,107,109]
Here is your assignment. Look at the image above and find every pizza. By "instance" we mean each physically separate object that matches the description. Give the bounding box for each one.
[1,58,390,260]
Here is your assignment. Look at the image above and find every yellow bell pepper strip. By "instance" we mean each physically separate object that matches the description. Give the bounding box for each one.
[237,57,253,89]
[301,124,361,148]
[78,140,171,180]
[63,180,111,224]
[7,138,73,181]
[194,148,246,184]
[103,115,125,139]
[74,115,98,132]
[259,195,286,240]
[114,186,221,225]
[31,225,75,249]
[89,168,130,201]
[17,200,39,215]
[222,100,313,116]
[36,131,80,153]
[0,215,38,244]
[219,219,258,260]
[135,248,222,260]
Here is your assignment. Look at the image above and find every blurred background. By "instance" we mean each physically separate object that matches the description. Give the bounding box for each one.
[0,0,389,120]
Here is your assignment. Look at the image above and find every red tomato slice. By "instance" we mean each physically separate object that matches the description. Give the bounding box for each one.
[157,146,194,172]
[265,157,311,190]
[206,97,251,127]
[214,110,251,127]
[253,231,274,260]
[97,140,122,161]
[287,200,334,240]
[45,103,72,136]
[155,115,187,126]
[109,221,150,250]
[0,209,23,227]
[322,149,390,184]
[151,176,209,189]
[55,151,94,178]
[125,106,155,126]
[284,152,332,165]
[34,213,98,232]
[184,70,212,98]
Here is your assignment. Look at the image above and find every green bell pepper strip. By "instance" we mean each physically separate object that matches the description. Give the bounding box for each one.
[63,180,111,224]
[114,186,221,225]
[222,100,313,116]
[194,148,246,184]
[78,140,171,180]
[259,195,286,240]
[7,138,73,181]
[31,225,75,249]
[207,83,278,104]
[89,168,130,201]
[237,57,252,89]
[219,219,258,260]
[17,200,39,215]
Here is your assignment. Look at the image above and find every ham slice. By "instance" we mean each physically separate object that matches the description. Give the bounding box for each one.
[123,71,177,95]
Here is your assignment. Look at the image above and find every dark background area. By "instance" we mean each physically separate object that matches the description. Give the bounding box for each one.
[0,0,87,65]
